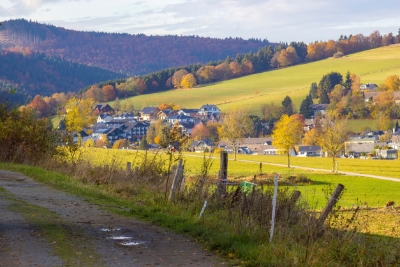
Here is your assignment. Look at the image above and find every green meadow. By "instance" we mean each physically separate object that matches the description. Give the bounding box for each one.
[81,148,400,209]
[114,45,400,116]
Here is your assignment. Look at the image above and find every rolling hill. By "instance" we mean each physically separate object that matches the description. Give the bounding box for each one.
[0,19,273,75]
[0,50,125,104]
[114,44,400,116]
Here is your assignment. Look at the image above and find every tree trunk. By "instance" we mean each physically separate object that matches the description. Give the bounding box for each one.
[233,141,237,161]
[332,155,335,172]
[287,150,290,168]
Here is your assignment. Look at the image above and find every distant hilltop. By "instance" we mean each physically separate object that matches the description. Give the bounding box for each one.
[0,19,275,75]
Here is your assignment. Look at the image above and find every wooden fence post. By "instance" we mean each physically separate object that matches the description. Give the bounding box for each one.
[218,151,228,194]
[126,162,131,176]
[316,184,345,228]
[168,159,183,202]
[290,190,301,204]
[270,174,279,243]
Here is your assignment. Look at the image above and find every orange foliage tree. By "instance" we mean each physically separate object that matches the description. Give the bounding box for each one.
[102,85,116,101]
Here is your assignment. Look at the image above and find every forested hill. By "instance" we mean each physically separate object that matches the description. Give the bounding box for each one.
[0,19,274,75]
[0,50,125,104]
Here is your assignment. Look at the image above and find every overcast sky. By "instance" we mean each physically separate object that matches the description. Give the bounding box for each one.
[1,0,400,43]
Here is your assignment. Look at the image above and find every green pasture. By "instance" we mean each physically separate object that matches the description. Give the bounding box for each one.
[113,45,400,116]
[80,148,400,209]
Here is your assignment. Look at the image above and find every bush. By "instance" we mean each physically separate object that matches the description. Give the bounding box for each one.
[333,52,344,58]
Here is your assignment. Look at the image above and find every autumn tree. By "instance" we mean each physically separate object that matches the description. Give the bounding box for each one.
[218,107,253,160]
[385,75,400,91]
[96,134,110,148]
[206,121,221,142]
[102,85,116,101]
[229,62,243,77]
[64,98,96,133]
[318,112,349,171]
[172,69,189,88]
[277,46,300,67]
[272,114,304,167]
[196,66,217,83]
[112,97,121,112]
[302,128,321,146]
[112,139,130,149]
[83,138,95,148]
[139,135,148,150]
[350,73,361,91]
[85,85,104,102]
[30,95,49,117]
[180,73,197,88]
[191,123,210,141]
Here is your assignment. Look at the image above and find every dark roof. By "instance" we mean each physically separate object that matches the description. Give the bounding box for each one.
[200,104,217,110]
[180,108,199,113]
[167,114,194,120]
[179,122,196,129]
[99,113,112,119]
[141,107,158,114]
[310,104,328,110]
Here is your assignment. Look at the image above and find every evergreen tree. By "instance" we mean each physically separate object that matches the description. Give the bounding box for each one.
[300,95,314,118]
[139,135,148,150]
[396,121,399,132]
[309,82,318,99]
[319,90,330,104]
[344,71,352,91]
[282,95,294,115]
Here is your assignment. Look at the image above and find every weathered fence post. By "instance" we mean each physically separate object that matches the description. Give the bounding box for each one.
[218,151,228,194]
[199,200,208,218]
[168,159,183,202]
[126,162,131,176]
[290,190,301,204]
[270,174,279,243]
[316,184,345,228]
[134,166,138,175]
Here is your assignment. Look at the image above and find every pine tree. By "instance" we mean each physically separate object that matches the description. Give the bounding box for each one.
[309,83,318,99]
[344,71,352,92]
[300,95,314,118]
[319,90,330,104]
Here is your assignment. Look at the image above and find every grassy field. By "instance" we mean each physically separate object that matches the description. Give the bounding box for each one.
[79,148,400,208]
[113,45,400,117]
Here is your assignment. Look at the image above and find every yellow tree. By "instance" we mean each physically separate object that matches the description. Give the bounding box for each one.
[272,114,304,167]
[318,112,349,171]
[385,75,400,91]
[65,98,96,133]
[218,107,253,160]
[302,128,321,146]
[112,139,130,149]
[180,73,197,88]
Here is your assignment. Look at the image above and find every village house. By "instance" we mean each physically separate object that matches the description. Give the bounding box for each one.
[97,113,113,123]
[166,114,196,124]
[310,104,328,117]
[198,104,221,116]
[93,103,114,114]
[140,107,159,121]
[360,83,378,91]
[157,109,178,120]
[190,138,215,152]
[297,146,322,157]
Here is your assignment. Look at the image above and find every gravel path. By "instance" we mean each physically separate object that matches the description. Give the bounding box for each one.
[0,169,225,267]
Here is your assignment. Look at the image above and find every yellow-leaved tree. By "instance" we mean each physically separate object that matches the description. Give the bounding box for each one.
[272,114,304,167]
[318,112,349,171]
[218,107,253,160]
[180,73,197,88]
[65,98,96,134]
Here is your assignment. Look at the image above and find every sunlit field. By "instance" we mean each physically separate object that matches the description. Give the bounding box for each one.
[81,148,400,209]
[113,45,400,118]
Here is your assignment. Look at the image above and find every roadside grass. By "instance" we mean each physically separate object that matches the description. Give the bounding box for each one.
[1,161,400,266]
[0,159,400,266]
[0,185,104,266]
[111,45,400,116]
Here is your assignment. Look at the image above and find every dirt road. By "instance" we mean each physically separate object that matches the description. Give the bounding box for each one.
[0,169,225,267]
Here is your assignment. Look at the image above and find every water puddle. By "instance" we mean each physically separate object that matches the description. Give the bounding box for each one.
[107,236,132,240]
[118,241,144,246]
[99,227,122,232]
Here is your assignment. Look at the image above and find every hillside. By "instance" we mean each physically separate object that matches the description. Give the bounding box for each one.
[0,50,125,103]
[113,45,400,115]
[0,19,273,75]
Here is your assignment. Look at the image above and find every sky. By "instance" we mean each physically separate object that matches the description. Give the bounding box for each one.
[1,0,400,43]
